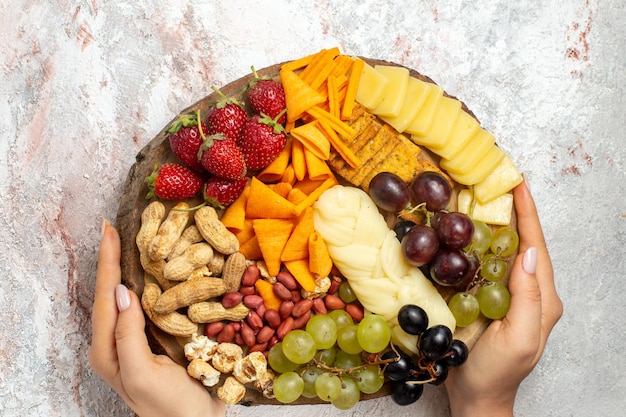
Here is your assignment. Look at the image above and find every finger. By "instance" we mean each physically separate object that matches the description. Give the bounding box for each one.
[513,179,562,333]
[90,220,122,368]
[114,285,156,379]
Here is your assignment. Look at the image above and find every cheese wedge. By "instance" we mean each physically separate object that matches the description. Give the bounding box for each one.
[411,96,462,150]
[448,145,505,185]
[380,76,430,133]
[371,65,410,117]
[355,62,388,109]
[440,128,495,175]
[404,82,444,136]
[430,110,480,160]
[457,189,513,226]
[473,153,523,204]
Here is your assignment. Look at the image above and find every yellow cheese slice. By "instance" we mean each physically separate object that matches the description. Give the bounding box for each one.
[440,128,495,175]
[355,62,388,110]
[431,110,480,160]
[404,82,444,136]
[370,65,410,117]
[473,153,523,204]
[410,96,462,150]
[448,145,505,185]
[457,189,513,226]
[379,77,430,133]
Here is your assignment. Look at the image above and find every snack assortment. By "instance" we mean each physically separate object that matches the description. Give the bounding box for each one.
[118,47,523,408]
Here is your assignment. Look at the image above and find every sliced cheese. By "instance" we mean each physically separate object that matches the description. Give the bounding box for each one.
[431,110,480,160]
[380,76,430,133]
[404,82,444,136]
[473,153,523,204]
[440,128,495,175]
[355,62,388,110]
[410,96,462,150]
[457,189,513,226]
[371,65,410,117]
[448,145,505,185]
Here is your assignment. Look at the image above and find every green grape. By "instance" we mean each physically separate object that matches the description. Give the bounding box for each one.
[490,226,519,257]
[356,314,391,353]
[282,330,317,364]
[336,324,362,355]
[481,253,507,282]
[466,219,492,255]
[306,314,338,349]
[316,347,336,366]
[447,292,480,327]
[477,282,511,319]
[329,309,354,329]
[331,376,360,410]
[273,371,304,403]
[353,365,385,394]
[338,282,358,303]
[268,342,299,373]
[315,372,343,401]
[301,365,323,398]
[333,349,362,369]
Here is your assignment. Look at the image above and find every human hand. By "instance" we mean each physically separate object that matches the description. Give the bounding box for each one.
[445,179,563,417]
[89,221,226,417]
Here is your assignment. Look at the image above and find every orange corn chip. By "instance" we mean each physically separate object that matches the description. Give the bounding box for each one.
[291,139,307,181]
[281,207,314,262]
[293,178,325,195]
[304,148,334,180]
[233,218,255,245]
[284,259,317,292]
[256,138,293,183]
[268,182,293,199]
[299,47,340,85]
[287,187,308,205]
[294,176,338,216]
[327,75,340,119]
[331,55,354,78]
[280,69,325,123]
[281,52,317,72]
[290,121,331,160]
[220,185,250,232]
[239,235,263,261]
[246,177,297,219]
[281,164,296,185]
[308,231,333,277]
[341,57,364,120]
[255,279,282,311]
[253,218,294,277]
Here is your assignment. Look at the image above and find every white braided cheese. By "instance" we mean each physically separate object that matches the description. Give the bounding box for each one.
[313,185,456,354]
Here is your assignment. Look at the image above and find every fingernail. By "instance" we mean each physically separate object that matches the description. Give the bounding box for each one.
[523,174,531,193]
[101,219,109,240]
[115,284,131,312]
[523,247,537,274]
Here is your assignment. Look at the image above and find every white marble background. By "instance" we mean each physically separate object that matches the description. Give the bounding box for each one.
[1,0,624,416]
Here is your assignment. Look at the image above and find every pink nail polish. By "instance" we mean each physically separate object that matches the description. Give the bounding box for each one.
[116,284,131,311]
[523,247,537,274]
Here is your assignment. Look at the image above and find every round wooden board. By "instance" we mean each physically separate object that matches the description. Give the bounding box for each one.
[116,58,517,406]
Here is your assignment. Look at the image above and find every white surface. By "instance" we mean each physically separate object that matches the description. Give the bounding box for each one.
[1,0,625,416]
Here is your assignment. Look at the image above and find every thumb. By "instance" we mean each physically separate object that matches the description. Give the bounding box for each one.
[114,284,155,374]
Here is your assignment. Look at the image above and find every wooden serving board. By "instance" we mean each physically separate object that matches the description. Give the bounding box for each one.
[116,58,517,405]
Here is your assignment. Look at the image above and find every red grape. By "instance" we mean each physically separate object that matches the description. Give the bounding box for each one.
[410,171,452,212]
[430,247,471,286]
[368,172,411,213]
[437,212,474,249]
[400,225,439,267]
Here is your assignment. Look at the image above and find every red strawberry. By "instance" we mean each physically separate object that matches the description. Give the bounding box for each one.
[206,87,248,141]
[198,134,247,180]
[203,176,248,208]
[167,111,207,172]
[245,66,286,124]
[145,163,204,200]
[237,111,287,170]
